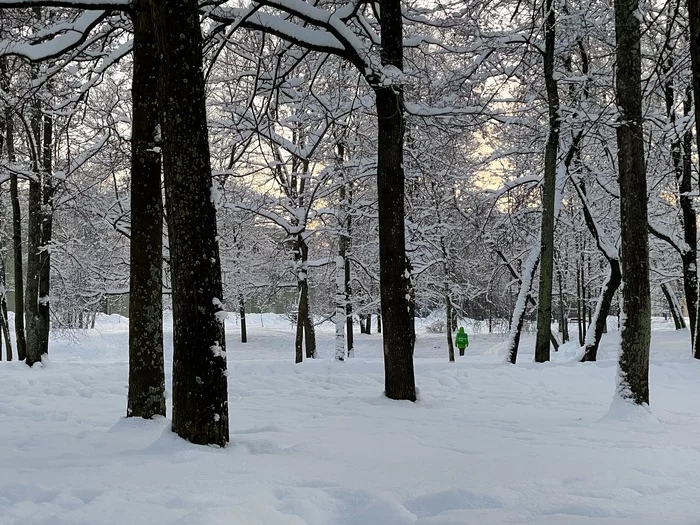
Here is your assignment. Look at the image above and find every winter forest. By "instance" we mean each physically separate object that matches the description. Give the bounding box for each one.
[1,0,700,522]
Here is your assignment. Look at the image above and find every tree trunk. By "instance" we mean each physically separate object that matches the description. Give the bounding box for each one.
[8,110,26,361]
[304,308,316,359]
[294,234,305,364]
[446,292,455,361]
[681,87,698,346]
[373,0,416,399]
[335,250,345,361]
[151,0,229,445]
[406,256,417,349]
[37,107,52,357]
[335,164,347,360]
[690,0,700,358]
[239,295,247,343]
[580,260,621,362]
[296,234,316,359]
[345,177,354,358]
[0,255,11,361]
[376,311,381,334]
[127,3,165,420]
[557,266,569,342]
[25,97,43,367]
[507,247,540,364]
[576,247,584,347]
[534,0,560,364]
[295,303,304,363]
[366,312,371,335]
[661,283,685,330]
[0,93,12,361]
[614,0,651,404]
[375,87,416,398]
[335,143,351,360]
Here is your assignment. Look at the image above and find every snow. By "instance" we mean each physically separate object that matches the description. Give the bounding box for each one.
[2,314,700,524]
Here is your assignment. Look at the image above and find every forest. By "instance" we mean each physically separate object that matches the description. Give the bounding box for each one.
[1,0,700,523]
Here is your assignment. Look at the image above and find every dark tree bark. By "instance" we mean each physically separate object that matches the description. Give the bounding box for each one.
[299,161,316,360]
[446,293,455,361]
[576,242,584,346]
[294,306,304,363]
[151,0,229,445]
[688,0,700,359]
[406,256,417,350]
[7,109,26,361]
[303,305,316,358]
[295,234,316,360]
[680,88,698,343]
[365,312,371,335]
[0,255,11,361]
[614,0,651,404]
[37,104,53,357]
[25,97,43,367]
[661,283,685,330]
[239,295,247,343]
[557,265,569,342]
[534,0,560,363]
[373,0,416,401]
[345,178,354,357]
[127,2,165,420]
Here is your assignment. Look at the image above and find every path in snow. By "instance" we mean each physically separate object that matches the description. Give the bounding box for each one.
[1,315,699,525]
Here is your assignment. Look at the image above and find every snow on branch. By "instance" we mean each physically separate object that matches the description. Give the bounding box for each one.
[207,2,377,79]
[0,10,109,61]
[0,0,129,8]
[489,174,540,200]
[648,221,689,256]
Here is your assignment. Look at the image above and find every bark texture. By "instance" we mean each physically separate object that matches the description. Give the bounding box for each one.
[445,293,455,361]
[373,0,416,401]
[687,0,700,358]
[151,0,229,445]
[239,295,247,343]
[37,109,52,357]
[0,255,11,361]
[614,0,651,404]
[8,109,26,361]
[127,3,165,420]
[25,99,43,367]
[534,0,560,363]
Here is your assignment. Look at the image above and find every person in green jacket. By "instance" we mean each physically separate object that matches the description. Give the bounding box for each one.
[455,327,469,356]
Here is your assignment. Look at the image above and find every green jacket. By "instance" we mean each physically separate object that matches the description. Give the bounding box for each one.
[455,328,469,349]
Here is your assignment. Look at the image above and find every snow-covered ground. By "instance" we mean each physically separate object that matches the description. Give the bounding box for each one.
[1,314,700,525]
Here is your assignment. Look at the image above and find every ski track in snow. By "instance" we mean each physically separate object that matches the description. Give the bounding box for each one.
[1,314,699,525]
